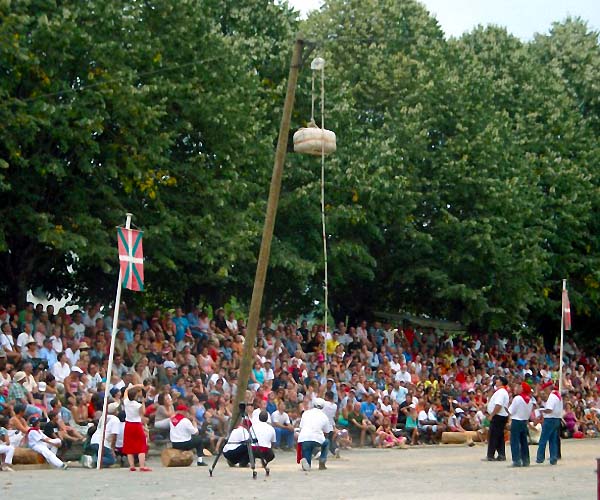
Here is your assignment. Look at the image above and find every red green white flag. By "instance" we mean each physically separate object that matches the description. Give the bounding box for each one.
[117,227,144,291]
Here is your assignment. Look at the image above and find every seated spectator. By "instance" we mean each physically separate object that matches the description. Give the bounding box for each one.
[169,404,206,466]
[27,416,68,469]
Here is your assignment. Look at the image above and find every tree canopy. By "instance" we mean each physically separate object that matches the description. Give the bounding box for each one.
[1,0,598,344]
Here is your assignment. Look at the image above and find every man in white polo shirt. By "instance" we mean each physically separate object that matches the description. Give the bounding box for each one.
[508,381,534,467]
[536,381,563,465]
[484,376,509,461]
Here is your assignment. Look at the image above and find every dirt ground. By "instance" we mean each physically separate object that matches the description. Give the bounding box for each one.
[1,439,598,500]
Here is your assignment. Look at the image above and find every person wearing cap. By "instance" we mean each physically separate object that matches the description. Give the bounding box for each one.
[297,397,330,471]
[8,371,34,407]
[508,382,534,467]
[0,415,15,472]
[169,404,206,466]
[39,337,58,370]
[536,381,563,465]
[27,416,68,469]
[484,376,510,461]
[90,402,121,467]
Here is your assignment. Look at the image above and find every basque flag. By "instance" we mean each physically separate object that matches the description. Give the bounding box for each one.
[117,227,144,291]
[562,287,571,330]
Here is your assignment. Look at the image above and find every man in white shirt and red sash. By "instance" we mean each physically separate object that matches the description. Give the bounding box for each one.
[508,382,534,467]
[169,405,206,466]
[484,376,509,461]
[536,381,562,465]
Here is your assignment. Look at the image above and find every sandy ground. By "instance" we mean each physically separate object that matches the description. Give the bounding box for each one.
[1,439,598,500]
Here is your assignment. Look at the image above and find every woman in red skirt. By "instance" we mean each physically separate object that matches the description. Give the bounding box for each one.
[122,384,150,471]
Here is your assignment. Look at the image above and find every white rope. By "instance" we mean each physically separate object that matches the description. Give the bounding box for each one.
[319,64,328,376]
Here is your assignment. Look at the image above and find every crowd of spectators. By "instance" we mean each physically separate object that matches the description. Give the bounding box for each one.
[0,301,599,469]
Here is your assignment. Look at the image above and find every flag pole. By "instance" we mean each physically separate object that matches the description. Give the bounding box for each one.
[97,212,131,469]
[558,278,566,395]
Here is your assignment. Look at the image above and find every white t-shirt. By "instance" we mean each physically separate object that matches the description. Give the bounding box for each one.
[124,399,142,422]
[52,362,71,383]
[223,427,250,452]
[169,416,198,443]
[0,333,14,351]
[115,422,125,448]
[322,401,337,427]
[487,388,509,417]
[71,322,86,339]
[252,421,276,448]
[298,408,329,443]
[418,410,429,425]
[65,348,80,366]
[252,408,271,424]
[508,395,533,421]
[544,392,563,418]
[395,370,411,384]
[271,410,291,427]
[16,332,30,349]
[91,415,120,448]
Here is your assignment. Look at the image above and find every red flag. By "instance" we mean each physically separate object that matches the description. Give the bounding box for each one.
[117,227,144,291]
[562,288,571,330]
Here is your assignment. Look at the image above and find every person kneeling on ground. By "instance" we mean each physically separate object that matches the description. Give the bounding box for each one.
[223,420,251,467]
[27,416,68,469]
[0,415,16,471]
[90,402,120,468]
[297,398,330,471]
[169,404,206,466]
[251,410,276,466]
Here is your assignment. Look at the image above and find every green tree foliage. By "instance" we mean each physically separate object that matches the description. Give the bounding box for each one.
[0,1,598,343]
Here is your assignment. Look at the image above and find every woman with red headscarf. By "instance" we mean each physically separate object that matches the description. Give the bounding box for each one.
[508,382,534,467]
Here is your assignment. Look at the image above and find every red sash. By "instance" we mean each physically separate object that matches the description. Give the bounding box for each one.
[170,414,185,427]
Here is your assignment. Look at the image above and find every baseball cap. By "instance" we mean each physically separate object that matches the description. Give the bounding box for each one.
[314,398,325,409]
[163,360,176,369]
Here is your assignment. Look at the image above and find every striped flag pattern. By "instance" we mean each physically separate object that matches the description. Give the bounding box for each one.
[117,227,144,291]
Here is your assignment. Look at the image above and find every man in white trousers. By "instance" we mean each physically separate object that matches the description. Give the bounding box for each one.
[27,417,68,469]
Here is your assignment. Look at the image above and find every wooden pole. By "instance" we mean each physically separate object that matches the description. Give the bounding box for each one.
[231,35,305,422]
[97,213,131,469]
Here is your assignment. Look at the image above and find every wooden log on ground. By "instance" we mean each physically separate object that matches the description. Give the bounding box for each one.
[441,431,479,445]
[12,448,46,465]
[160,448,194,467]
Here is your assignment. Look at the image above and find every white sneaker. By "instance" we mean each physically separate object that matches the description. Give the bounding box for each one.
[300,458,311,471]
[61,462,70,470]
[1,465,15,472]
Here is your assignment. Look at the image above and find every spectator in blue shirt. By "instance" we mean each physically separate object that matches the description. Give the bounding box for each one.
[173,308,190,343]
[360,394,377,422]
[39,338,58,369]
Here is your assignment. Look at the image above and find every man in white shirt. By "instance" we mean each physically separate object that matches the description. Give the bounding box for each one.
[27,416,67,469]
[65,340,81,366]
[223,420,251,467]
[52,352,71,383]
[169,405,206,466]
[251,411,276,466]
[251,400,272,424]
[395,364,411,384]
[271,401,294,449]
[485,376,510,461]
[536,381,563,465]
[298,398,330,471]
[508,382,534,467]
[91,402,120,468]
